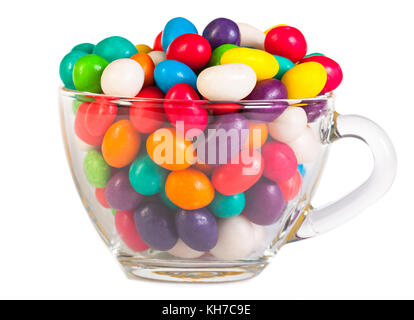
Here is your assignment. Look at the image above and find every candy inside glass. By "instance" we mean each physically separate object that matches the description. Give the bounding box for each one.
[59,88,396,283]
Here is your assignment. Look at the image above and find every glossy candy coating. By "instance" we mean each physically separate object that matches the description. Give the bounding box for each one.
[243,122,268,151]
[168,239,204,259]
[262,141,297,182]
[176,208,218,251]
[165,169,215,210]
[197,63,256,101]
[84,99,118,137]
[221,47,279,81]
[288,126,321,163]
[72,43,95,54]
[161,17,198,51]
[129,155,168,195]
[207,102,240,115]
[264,26,307,63]
[202,18,240,50]
[146,128,195,171]
[130,86,165,133]
[135,44,152,54]
[153,31,163,51]
[208,44,238,67]
[245,79,288,122]
[210,192,245,218]
[93,36,138,62]
[105,170,143,211]
[102,120,141,168]
[148,50,166,66]
[101,59,145,97]
[74,102,104,146]
[59,50,87,90]
[95,187,110,208]
[73,54,109,93]
[160,183,179,210]
[300,55,343,94]
[166,34,211,70]
[237,22,265,50]
[212,149,264,195]
[243,179,286,225]
[268,106,307,143]
[164,83,208,138]
[273,55,295,80]
[282,62,327,99]
[154,60,197,94]
[115,211,149,252]
[278,170,302,201]
[130,52,155,87]
[302,100,327,123]
[134,202,178,251]
[83,150,111,188]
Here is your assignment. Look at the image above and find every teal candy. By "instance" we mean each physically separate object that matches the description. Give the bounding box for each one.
[304,52,325,58]
[59,50,87,89]
[210,192,246,218]
[72,43,95,54]
[129,155,168,195]
[160,185,179,210]
[93,36,138,62]
[273,55,295,80]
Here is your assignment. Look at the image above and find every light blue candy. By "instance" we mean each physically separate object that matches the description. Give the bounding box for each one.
[297,164,306,177]
[93,36,137,62]
[129,155,168,196]
[161,17,198,51]
[154,60,197,93]
[59,50,87,90]
[72,43,95,54]
[210,192,245,218]
[273,55,295,80]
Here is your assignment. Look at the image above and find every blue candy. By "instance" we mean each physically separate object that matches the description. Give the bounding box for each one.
[93,36,137,62]
[161,17,198,51]
[59,50,87,90]
[297,164,306,177]
[154,60,197,93]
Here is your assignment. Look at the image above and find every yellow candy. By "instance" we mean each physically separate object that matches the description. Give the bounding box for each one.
[135,44,152,54]
[281,62,327,99]
[265,24,288,34]
[221,47,279,81]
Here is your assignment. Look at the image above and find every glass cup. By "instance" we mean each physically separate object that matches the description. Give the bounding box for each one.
[59,88,397,282]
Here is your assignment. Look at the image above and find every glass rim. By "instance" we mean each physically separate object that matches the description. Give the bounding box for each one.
[59,86,334,106]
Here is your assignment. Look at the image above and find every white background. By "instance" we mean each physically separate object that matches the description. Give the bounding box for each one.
[0,0,412,299]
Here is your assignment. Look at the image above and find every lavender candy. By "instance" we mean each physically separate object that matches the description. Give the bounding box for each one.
[202,18,241,50]
[301,100,328,123]
[134,202,178,251]
[243,178,287,226]
[105,170,143,211]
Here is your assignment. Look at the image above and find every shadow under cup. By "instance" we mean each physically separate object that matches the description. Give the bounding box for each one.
[59,88,337,282]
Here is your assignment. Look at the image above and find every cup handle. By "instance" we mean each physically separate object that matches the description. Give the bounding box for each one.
[292,112,397,240]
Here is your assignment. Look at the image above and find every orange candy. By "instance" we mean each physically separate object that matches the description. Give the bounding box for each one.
[165,169,215,210]
[243,122,268,151]
[102,120,141,168]
[130,52,155,87]
[146,128,195,171]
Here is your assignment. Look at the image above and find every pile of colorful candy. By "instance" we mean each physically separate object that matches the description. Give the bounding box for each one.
[60,17,343,260]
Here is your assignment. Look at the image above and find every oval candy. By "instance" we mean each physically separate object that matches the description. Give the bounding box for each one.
[93,36,138,62]
[115,210,149,252]
[154,60,197,94]
[237,22,265,50]
[161,17,198,51]
[202,18,240,50]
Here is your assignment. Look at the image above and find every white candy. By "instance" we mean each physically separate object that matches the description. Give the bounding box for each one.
[210,216,256,260]
[268,107,308,143]
[168,239,204,259]
[101,59,144,97]
[251,223,266,252]
[237,22,266,50]
[75,136,97,152]
[197,63,257,101]
[288,127,321,163]
[148,50,166,66]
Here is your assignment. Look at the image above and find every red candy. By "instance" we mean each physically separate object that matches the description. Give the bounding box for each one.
[130,86,166,134]
[278,170,302,201]
[153,31,163,51]
[85,100,118,137]
[262,141,297,182]
[265,26,307,62]
[164,83,208,138]
[212,150,264,195]
[300,55,343,94]
[166,34,212,70]
[74,102,104,146]
[115,211,149,252]
[208,102,240,115]
[95,188,111,208]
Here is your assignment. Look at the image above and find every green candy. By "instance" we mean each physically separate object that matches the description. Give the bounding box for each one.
[72,95,95,114]
[72,43,95,54]
[210,192,246,218]
[273,55,295,80]
[59,50,87,90]
[93,36,137,63]
[111,209,116,216]
[73,54,108,93]
[129,155,168,196]
[208,44,238,66]
[83,150,111,188]
[72,100,82,114]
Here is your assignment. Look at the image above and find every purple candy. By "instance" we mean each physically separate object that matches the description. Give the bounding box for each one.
[202,18,241,50]
[175,208,218,251]
[134,202,178,251]
[195,113,249,165]
[105,170,143,211]
[301,100,328,122]
[243,178,287,226]
[245,79,288,122]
